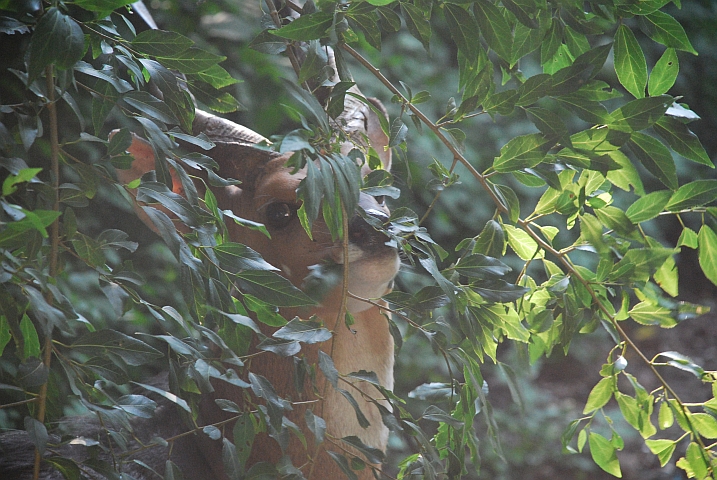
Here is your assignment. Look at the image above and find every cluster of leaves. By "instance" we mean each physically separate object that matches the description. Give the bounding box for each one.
[1,0,717,479]
[260,0,717,478]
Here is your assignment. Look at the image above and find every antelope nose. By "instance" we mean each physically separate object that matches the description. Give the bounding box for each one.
[348,209,389,248]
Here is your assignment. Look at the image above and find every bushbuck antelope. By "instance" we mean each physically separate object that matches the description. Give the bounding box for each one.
[0,96,399,480]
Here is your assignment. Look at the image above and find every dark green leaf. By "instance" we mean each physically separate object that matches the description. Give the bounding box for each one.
[327,452,358,480]
[609,95,671,133]
[453,253,511,279]
[305,410,326,444]
[131,29,194,57]
[73,330,163,366]
[627,132,677,190]
[215,243,278,272]
[271,12,333,41]
[339,388,371,428]
[318,350,338,388]
[232,413,255,468]
[341,436,385,464]
[157,47,226,74]
[123,91,179,125]
[474,0,513,61]
[28,8,85,82]
[222,438,243,480]
[666,180,717,211]
[24,416,48,455]
[526,107,570,146]
[401,3,432,51]
[235,270,315,307]
[249,373,291,410]
[638,11,697,54]
[444,4,479,59]
[517,73,553,107]
[273,318,332,344]
[134,382,190,412]
[471,279,529,303]
[654,116,712,167]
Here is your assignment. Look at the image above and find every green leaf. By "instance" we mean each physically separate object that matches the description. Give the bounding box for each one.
[594,206,635,235]
[474,0,513,62]
[107,127,133,156]
[649,48,679,96]
[614,24,647,98]
[215,243,278,272]
[24,417,48,455]
[629,301,676,327]
[526,107,570,146]
[645,439,676,467]
[472,219,505,258]
[609,247,676,283]
[248,373,290,410]
[654,117,713,167]
[517,74,553,107]
[123,91,179,125]
[471,279,529,303]
[318,350,339,389]
[627,132,677,190]
[698,225,717,287]
[626,190,672,223]
[305,410,326,444]
[131,29,194,57]
[541,18,562,65]
[134,382,190,412]
[493,133,549,172]
[341,436,385,464]
[235,270,315,307]
[639,11,697,54]
[691,412,717,439]
[658,401,674,430]
[232,412,255,467]
[73,0,135,13]
[73,330,163,366]
[222,438,243,480]
[684,442,709,480]
[504,224,543,260]
[589,432,622,477]
[327,452,358,480]
[19,314,40,360]
[609,95,671,133]
[583,377,614,414]
[272,11,333,40]
[156,47,226,74]
[273,318,332,344]
[666,180,717,212]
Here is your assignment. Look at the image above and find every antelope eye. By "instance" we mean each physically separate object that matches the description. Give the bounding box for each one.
[265,202,295,229]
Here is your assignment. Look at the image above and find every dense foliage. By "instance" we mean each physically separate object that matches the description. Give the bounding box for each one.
[1,0,716,479]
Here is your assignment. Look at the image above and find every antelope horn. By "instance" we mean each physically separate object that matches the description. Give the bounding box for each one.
[191,109,285,187]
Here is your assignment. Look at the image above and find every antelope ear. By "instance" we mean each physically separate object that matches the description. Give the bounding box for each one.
[112,130,157,185]
[366,97,391,172]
